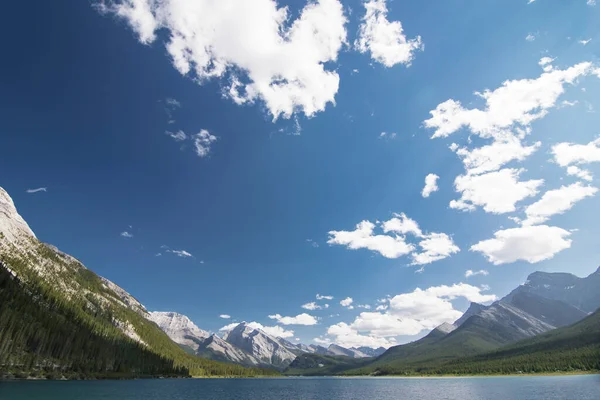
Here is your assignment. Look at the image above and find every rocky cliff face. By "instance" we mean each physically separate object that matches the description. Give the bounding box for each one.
[149,311,210,350]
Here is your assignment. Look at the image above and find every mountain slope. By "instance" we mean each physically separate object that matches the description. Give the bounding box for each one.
[505,269,600,313]
[224,323,297,369]
[148,312,210,352]
[327,344,369,358]
[420,309,600,375]
[346,301,556,375]
[0,187,274,379]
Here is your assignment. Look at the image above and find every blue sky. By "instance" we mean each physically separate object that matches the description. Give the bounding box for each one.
[1,0,599,347]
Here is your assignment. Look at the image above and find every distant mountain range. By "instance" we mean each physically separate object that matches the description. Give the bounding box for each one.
[148,312,382,370]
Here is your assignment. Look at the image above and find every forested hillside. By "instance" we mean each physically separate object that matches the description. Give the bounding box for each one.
[0,186,277,379]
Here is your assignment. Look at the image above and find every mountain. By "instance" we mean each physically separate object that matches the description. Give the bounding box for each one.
[352,346,386,357]
[412,308,600,375]
[148,311,210,352]
[196,334,264,367]
[0,186,274,379]
[505,269,600,313]
[326,344,369,358]
[503,291,588,328]
[224,323,298,369]
[453,302,488,327]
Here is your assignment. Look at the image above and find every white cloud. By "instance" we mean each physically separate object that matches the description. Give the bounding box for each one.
[268,313,318,325]
[326,322,397,348]
[219,314,231,319]
[26,187,48,194]
[340,297,354,308]
[525,33,536,42]
[375,304,388,311]
[382,213,422,237]
[588,0,596,6]
[120,231,133,238]
[168,249,193,258]
[166,130,187,142]
[330,213,460,264]
[455,135,541,175]
[421,173,439,198]
[193,129,218,157]
[450,168,543,214]
[328,220,415,259]
[411,233,460,265]
[539,57,555,73]
[316,294,334,300]
[248,322,295,338]
[302,302,324,310]
[379,131,397,140]
[355,0,422,67]
[424,62,597,139]
[465,269,489,278]
[579,38,592,46]
[567,166,593,182]
[471,225,572,265]
[100,0,348,120]
[357,304,371,309]
[552,138,600,168]
[219,322,239,332]
[522,182,597,226]
[323,283,496,347]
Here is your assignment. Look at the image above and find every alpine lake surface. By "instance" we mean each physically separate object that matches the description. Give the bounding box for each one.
[1,375,599,400]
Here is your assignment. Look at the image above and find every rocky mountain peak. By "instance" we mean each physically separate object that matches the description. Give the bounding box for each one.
[0,186,36,243]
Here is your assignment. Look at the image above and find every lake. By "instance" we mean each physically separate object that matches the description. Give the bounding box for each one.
[1,375,599,399]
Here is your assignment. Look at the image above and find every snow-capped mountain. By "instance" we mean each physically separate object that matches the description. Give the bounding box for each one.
[149,311,210,351]
[224,322,298,368]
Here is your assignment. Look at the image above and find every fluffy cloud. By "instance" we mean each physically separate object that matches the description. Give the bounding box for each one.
[99,0,347,120]
[465,269,489,278]
[340,297,354,308]
[193,129,218,157]
[552,138,600,181]
[329,213,459,265]
[302,302,328,310]
[120,231,133,238]
[455,135,541,176]
[522,182,598,226]
[324,283,496,347]
[326,322,397,348]
[471,225,572,265]
[411,233,460,265]
[355,0,423,67]
[316,294,334,300]
[219,314,231,319]
[424,62,597,138]
[328,220,414,259]
[382,213,422,236]
[268,313,318,325]
[421,173,439,198]
[218,322,239,332]
[26,187,47,194]
[379,131,397,140]
[450,168,543,214]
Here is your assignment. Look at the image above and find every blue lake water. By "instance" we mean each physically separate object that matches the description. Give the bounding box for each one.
[1,375,599,400]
